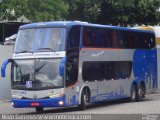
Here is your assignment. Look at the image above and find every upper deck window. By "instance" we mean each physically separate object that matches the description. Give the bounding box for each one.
[67,26,80,49]
[14,28,66,53]
[83,27,155,49]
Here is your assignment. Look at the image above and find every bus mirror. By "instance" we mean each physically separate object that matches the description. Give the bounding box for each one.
[59,57,67,77]
[1,59,13,77]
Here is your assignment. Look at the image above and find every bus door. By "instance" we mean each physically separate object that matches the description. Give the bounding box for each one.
[65,51,79,106]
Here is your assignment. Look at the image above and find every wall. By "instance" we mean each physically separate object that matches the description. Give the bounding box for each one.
[0,45,13,100]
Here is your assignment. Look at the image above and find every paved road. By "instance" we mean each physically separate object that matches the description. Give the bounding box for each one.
[1,92,160,120]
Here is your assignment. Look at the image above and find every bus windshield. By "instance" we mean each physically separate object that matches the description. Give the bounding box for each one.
[14,28,66,53]
[11,59,63,90]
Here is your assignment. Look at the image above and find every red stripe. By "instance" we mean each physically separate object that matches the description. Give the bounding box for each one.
[81,48,123,51]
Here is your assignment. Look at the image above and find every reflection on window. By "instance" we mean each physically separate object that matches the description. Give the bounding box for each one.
[14,28,66,53]
[12,59,63,90]
[35,59,63,87]
[82,61,132,81]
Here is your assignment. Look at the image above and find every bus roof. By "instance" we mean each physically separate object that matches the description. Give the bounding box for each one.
[19,21,154,34]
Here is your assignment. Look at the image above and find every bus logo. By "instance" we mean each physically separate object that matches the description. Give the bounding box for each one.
[26,81,32,88]
[33,94,37,99]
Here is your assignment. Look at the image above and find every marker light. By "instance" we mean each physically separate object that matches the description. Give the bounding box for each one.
[59,101,64,106]
[30,102,40,107]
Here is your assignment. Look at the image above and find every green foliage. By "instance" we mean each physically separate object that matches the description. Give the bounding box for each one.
[0,0,18,21]
[0,0,68,22]
[133,0,160,25]
[67,0,101,22]
[97,0,160,26]
[0,0,160,26]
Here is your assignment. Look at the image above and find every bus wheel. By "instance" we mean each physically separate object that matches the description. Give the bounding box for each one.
[139,83,146,101]
[130,84,138,102]
[35,107,43,112]
[78,89,90,110]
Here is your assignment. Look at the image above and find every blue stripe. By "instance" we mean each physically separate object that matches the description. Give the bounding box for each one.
[12,96,67,108]
[19,21,154,34]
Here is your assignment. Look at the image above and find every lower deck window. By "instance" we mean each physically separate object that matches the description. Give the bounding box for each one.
[82,61,132,81]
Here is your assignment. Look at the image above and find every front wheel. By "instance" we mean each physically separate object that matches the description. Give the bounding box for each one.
[78,89,90,110]
[35,107,43,112]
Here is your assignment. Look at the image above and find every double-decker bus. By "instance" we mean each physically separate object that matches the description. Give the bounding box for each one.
[1,21,157,112]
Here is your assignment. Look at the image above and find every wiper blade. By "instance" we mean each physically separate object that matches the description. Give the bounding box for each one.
[16,50,33,53]
[35,63,46,72]
[35,48,55,52]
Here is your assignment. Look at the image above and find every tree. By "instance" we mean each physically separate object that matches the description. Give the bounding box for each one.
[132,0,160,25]
[0,0,68,22]
[97,0,160,26]
[0,0,18,21]
[0,0,160,26]
[66,0,101,22]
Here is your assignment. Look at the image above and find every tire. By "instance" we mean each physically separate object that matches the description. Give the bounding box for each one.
[130,84,139,102]
[35,107,43,112]
[78,89,89,110]
[138,83,145,101]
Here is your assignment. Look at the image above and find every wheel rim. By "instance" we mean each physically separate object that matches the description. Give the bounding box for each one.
[84,94,88,104]
[139,85,144,98]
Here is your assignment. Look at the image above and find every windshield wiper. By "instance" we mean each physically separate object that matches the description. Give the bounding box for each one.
[35,63,46,72]
[35,48,55,52]
[16,50,33,53]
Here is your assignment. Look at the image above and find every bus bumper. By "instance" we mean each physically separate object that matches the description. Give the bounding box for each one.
[11,96,67,108]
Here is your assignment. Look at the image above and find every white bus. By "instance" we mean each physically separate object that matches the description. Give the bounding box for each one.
[1,21,157,112]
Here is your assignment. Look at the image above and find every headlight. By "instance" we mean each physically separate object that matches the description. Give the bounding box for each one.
[12,94,22,99]
[58,101,64,105]
[49,93,64,98]
[11,102,14,106]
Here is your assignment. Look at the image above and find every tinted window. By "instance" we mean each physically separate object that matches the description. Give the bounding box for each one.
[66,56,78,87]
[83,27,155,49]
[67,26,80,49]
[83,28,94,46]
[82,61,132,81]
[94,29,109,47]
